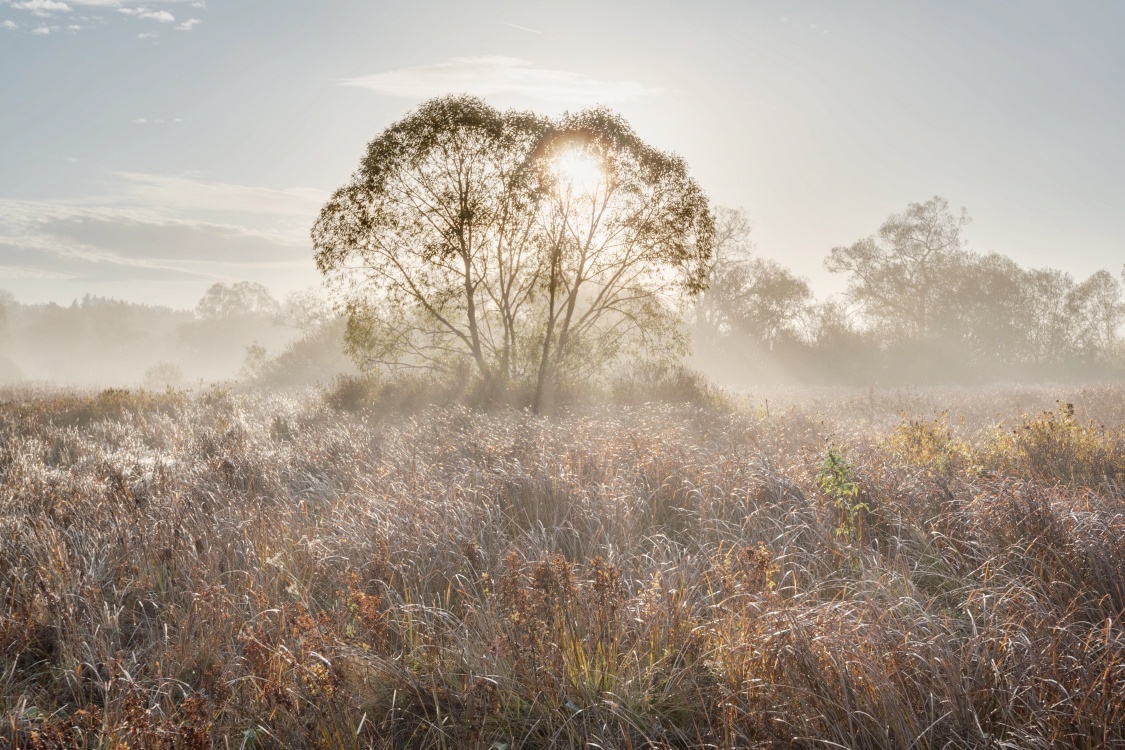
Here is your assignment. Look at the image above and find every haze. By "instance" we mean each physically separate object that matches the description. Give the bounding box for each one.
[2,0,1123,310]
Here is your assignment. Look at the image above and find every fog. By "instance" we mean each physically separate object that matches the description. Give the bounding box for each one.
[3,200,1122,393]
[0,283,355,389]
[690,203,1125,389]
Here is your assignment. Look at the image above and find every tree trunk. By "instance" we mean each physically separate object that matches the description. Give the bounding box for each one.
[532,247,561,414]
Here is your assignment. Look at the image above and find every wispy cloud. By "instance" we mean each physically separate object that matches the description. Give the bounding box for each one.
[5,0,203,34]
[119,7,174,22]
[0,173,329,285]
[53,0,192,7]
[31,24,50,34]
[0,261,74,281]
[499,21,541,35]
[10,0,71,16]
[110,172,327,219]
[340,56,663,105]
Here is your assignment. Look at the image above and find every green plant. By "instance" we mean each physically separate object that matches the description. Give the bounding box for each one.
[817,445,868,539]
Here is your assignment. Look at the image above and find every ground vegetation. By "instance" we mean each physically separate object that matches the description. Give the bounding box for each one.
[3,383,1125,747]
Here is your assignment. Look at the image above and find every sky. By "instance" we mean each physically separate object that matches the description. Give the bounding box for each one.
[1,0,1123,309]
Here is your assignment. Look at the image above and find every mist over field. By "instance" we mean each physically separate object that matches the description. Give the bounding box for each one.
[2,215,1122,392]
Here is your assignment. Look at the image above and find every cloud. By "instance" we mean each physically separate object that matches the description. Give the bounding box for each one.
[58,0,190,6]
[136,31,155,38]
[340,56,664,104]
[119,8,174,22]
[5,1,202,32]
[37,216,309,264]
[499,21,541,35]
[1,20,18,30]
[0,258,75,281]
[110,172,327,219]
[10,0,71,15]
[0,240,218,284]
[0,173,329,285]
[31,24,50,34]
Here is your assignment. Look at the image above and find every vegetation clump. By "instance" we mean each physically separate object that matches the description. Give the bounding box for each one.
[983,401,1125,487]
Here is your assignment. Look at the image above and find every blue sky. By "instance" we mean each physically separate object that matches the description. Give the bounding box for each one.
[2,0,1123,308]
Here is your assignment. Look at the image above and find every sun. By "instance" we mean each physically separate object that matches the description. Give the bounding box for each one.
[552,147,604,196]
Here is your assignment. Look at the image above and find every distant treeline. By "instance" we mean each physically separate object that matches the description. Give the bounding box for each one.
[693,199,1125,385]
[0,283,352,387]
[2,197,1122,388]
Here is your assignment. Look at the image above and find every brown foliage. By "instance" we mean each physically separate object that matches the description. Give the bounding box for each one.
[2,383,1125,747]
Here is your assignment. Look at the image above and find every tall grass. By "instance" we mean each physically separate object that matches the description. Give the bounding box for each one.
[1,383,1124,748]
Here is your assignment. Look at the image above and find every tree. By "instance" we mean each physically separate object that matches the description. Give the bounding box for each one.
[527,108,714,408]
[195,281,280,320]
[0,289,13,340]
[0,290,18,383]
[693,207,812,351]
[826,196,970,340]
[1061,269,1124,361]
[931,252,1029,363]
[313,96,714,409]
[180,281,286,376]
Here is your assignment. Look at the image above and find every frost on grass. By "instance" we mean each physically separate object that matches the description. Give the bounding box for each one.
[2,384,1124,748]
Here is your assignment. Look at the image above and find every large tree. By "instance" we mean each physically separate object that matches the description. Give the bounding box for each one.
[313,96,714,409]
[826,196,970,340]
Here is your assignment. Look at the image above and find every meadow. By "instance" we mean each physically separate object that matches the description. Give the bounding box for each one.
[2,381,1125,748]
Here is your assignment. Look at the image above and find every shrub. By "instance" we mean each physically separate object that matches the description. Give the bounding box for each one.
[884,411,972,475]
[983,401,1125,486]
[608,361,729,408]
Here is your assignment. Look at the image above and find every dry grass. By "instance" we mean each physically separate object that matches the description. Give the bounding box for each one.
[2,382,1124,748]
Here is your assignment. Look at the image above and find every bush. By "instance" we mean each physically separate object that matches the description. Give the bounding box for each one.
[323,373,377,412]
[983,401,1125,486]
[608,361,729,408]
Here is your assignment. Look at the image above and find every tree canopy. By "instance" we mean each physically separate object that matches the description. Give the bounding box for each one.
[826,196,970,339]
[313,95,714,408]
[693,207,813,353]
[818,196,1125,378]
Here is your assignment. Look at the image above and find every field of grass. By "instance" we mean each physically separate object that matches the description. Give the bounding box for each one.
[2,382,1125,748]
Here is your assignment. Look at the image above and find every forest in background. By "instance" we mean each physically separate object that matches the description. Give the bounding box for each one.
[1,199,1122,390]
[0,283,353,389]
[693,200,1125,387]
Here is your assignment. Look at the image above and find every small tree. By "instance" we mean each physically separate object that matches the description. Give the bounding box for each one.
[688,208,814,353]
[313,95,713,409]
[694,208,812,352]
